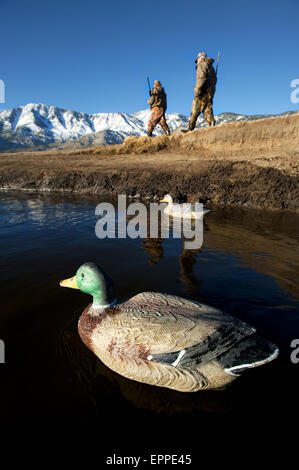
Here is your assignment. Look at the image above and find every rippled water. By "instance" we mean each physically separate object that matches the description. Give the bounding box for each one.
[0,191,298,458]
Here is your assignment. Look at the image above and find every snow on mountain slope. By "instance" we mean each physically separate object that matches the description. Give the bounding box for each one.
[0,104,148,151]
[0,103,295,152]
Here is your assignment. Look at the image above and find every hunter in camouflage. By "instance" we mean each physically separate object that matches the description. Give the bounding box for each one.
[188,52,217,130]
[147,80,170,137]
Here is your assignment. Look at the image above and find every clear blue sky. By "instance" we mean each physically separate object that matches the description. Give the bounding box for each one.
[0,0,298,116]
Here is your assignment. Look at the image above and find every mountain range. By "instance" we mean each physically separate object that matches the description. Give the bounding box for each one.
[0,103,295,152]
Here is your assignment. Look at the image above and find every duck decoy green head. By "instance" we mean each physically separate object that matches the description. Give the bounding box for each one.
[60,262,115,307]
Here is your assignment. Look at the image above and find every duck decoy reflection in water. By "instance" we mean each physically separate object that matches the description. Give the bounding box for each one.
[58,318,235,415]
[60,262,279,392]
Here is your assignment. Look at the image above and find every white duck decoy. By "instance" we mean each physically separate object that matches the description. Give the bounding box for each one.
[159,194,210,219]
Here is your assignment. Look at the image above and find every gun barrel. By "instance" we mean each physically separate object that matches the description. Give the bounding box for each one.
[216,51,220,75]
[147,77,151,96]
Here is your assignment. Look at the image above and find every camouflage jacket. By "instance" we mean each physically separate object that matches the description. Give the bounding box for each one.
[194,57,217,97]
[147,86,167,110]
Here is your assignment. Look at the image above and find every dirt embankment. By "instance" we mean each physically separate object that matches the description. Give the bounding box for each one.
[0,113,298,211]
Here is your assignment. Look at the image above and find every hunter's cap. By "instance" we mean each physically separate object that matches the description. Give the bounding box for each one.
[196,51,207,60]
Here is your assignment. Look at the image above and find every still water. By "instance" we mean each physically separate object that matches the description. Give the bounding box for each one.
[0,191,298,455]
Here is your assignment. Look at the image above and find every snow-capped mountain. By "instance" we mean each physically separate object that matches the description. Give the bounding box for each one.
[0,103,295,152]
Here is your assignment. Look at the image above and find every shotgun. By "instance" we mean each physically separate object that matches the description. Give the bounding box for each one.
[215,51,220,76]
[147,77,151,96]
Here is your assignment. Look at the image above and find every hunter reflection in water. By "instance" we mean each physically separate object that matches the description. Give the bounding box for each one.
[1,193,299,422]
[141,219,209,292]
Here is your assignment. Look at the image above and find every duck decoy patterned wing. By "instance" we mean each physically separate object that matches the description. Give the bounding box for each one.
[110,292,255,357]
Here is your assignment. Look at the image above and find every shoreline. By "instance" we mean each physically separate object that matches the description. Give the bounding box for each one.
[0,161,297,212]
[0,113,298,212]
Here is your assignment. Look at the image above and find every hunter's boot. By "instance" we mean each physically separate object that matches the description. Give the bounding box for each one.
[188,119,196,131]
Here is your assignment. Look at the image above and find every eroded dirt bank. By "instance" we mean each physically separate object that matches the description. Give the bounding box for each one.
[0,113,298,211]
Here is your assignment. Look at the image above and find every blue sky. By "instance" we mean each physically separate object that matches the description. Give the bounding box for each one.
[0,0,298,116]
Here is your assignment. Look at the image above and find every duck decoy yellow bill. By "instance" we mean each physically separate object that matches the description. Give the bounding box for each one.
[159,199,167,203]
[60,276,79,289]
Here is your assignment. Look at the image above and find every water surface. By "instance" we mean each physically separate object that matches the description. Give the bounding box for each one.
[0,191,298,456]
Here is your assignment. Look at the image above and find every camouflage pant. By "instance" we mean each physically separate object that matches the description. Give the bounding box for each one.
[148,106,170,136]
[189,93,215,130]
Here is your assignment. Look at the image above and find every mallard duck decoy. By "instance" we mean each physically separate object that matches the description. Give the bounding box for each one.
[60,262,278,392]
[160,194,210,219]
